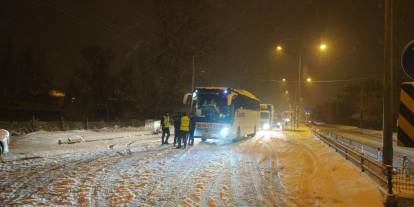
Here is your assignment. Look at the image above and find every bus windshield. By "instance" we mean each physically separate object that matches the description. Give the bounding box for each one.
[192,93,233,123]
[260,112,270,119]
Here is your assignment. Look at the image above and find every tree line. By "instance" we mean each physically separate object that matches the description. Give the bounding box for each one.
[312,80,383,129]
[0,0,212,121]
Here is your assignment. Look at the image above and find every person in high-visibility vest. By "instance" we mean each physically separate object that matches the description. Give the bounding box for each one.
[161,112,170,144]
[177,112,190,148]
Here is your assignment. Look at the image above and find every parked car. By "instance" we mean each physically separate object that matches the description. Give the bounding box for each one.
[0,129,10,154]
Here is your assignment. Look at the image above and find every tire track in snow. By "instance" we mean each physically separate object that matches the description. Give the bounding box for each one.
[198,151,228,207]
[89,146,174,206]
[2,134,288,206]
[279,131,349,206]
[227,151,250,207]
[2,152,115,205]
[151,143,224,206]
[1,144,172,206]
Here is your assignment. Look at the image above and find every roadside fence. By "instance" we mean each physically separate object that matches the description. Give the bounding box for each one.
[312,128,414,195]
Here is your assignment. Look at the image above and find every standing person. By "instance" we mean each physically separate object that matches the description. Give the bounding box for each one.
[173,112,181,147]
[161,112,170,144]
[188,114,195,146]
[177,112,190,149]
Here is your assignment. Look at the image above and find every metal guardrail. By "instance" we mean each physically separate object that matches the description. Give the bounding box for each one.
[324,131,383,160]
[320,130,414,169]
[311,128,414,195]
[312,128,388,185]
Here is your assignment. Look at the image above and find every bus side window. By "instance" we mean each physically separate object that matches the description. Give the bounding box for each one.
[233,97,240,109]
[233,95,259,111]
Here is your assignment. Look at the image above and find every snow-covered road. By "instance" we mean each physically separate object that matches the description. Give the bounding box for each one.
[0,127,384,206]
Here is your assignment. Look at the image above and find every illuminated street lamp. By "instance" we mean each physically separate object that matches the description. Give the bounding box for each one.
[275,39,329,129]
[282,78,286,82]
[276,45,283,52]
[319,43,327,51]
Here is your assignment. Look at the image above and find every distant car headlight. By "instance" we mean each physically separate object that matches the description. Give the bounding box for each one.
[220,127,229,136]
[263,123,270,130]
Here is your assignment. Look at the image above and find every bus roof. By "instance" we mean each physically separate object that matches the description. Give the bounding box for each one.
[260,103,274,111]
[233,89,260,101]
[195,86,260,101]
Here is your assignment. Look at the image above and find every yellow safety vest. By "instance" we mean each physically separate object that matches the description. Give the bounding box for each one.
[180,115,190,132]
[163,115,170,127]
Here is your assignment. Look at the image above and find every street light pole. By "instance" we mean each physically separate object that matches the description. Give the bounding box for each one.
[277,40,324,130]
[383,0,394,166]
[295,54,302,129]
[191,55,196,90]
[360,81,364,131]
[383,0,394,195]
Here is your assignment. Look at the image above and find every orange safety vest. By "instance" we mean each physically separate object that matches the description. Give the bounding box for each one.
[180,115,190,132]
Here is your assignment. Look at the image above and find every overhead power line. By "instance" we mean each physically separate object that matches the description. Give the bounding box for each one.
[247,76,379,84]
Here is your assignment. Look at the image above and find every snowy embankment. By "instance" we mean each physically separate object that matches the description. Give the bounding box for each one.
[3,126,159,161]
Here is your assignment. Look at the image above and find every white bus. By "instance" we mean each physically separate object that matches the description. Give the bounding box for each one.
[183,87,260,141]
[259,104,274,130]
[281,110,294,129]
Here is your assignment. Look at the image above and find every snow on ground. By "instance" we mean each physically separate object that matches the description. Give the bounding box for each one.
[236,129,384,207]
[4,127,158,160]
[0,127,384,206]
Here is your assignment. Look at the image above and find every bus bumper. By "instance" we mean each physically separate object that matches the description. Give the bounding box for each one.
[194,128,233,140]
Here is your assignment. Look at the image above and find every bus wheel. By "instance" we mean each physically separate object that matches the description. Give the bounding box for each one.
[231,127,241,143]
[201,137,207,142]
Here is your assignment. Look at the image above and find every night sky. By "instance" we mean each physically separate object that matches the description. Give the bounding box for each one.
[1,0,414,111]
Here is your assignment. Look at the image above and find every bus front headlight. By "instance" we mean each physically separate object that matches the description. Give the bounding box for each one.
[263,123,270,130]
[220,127,229,136]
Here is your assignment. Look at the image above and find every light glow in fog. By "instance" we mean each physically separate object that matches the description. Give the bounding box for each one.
[220,127,229,136]
[256,129,286,140]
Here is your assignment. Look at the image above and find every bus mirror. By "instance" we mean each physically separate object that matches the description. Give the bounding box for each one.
[227,94,235,106]
[183,93,192,105]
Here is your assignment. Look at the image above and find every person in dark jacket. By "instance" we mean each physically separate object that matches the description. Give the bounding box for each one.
[188,114,195,146]
[161,112,170,144]
[173,112,181,147]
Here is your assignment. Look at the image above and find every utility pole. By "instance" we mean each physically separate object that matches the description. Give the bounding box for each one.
[360,81,364,131]
[383,0,394,195]
[383,0,394,166]
[191,55,196,90]
[295,54,302,130]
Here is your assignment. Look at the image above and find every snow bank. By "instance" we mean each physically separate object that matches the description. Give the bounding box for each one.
[0,120,145,136]
[3,127,156,161]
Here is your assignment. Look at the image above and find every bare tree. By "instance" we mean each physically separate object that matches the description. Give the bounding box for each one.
[67,45,114,120]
